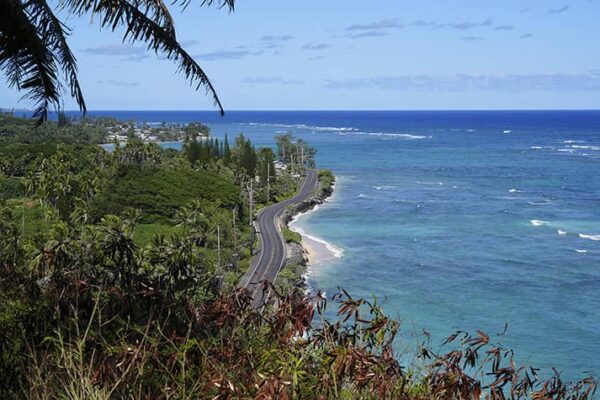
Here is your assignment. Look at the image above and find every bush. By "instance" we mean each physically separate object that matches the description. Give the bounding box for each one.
[282,226,302,244]
[318,169,335,188]
[133,223,183,246]
[90,166,240,223]
[0,177,21,200]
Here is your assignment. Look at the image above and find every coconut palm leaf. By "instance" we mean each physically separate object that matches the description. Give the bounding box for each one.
[0,0,61,123]
[28,0,87,116]
[63,0,226,114]
[0,0,234,124]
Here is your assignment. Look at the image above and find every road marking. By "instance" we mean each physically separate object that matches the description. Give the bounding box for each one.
[240,170,318,306]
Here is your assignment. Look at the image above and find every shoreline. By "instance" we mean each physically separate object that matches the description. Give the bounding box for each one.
[288,193,343,266]
[277,172,339,292]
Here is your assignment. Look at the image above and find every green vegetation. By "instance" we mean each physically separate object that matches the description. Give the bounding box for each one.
[0,112,109,143]
[0,176,21,200]
[282,225,302,244]
[276,132,317,173]
[133,223,183,246]
[0,114,596,399]
[91,167,239,224]
[319,168,336,189]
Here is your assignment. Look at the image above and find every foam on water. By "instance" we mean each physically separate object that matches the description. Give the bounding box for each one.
[288,196,344,262]
[531,219,549,226]
[579,233,600,241]
[373,185,395,190]
[290,223,344,259]
[416,181,444,186]
[351,131,429,140]
[558,230,567,235]
[244,122,430,140]
[527,199,553,206]
[571,145,600,151]
[247,122,356,132]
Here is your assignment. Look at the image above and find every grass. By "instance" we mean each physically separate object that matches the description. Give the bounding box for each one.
[4,198,57,238]
[133,223,183,246]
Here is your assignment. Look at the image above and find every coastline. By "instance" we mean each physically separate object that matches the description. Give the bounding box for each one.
[276,171,339,293]
[288,195,343,266]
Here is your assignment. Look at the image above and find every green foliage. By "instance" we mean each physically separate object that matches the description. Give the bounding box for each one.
[319,168,335,188]
[282,226,302,244]
[275,132,317,170]
[0,176,21,200]
[274,262,306,294]
[133,223,183,246]
[0,112,109,144]
[90,166,240,223]
[0,114,594,399]
[272,173,297,203]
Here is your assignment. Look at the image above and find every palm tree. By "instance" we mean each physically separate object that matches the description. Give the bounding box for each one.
[98,214,138,288]
[0,0,233,124]
[175,200,210,246]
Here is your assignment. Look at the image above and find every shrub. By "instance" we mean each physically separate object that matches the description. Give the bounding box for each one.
[90,166,240,223]
[282,226,302,244]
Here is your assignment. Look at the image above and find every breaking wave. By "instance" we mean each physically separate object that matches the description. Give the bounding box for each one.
[242,122,429,140]
[531,219,549,226]
[579,233,600,241]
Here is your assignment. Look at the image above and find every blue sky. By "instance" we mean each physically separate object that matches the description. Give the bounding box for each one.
[2,0,600,110]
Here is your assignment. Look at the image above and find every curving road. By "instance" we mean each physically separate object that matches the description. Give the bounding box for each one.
[239,169,318,307]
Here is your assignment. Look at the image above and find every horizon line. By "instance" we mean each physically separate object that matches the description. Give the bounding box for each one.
[4,108,600,113]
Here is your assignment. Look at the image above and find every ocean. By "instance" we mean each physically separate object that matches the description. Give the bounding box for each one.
[60,110,599,381]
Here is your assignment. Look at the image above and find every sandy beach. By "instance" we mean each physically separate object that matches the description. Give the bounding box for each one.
[298,231,340,266]
[288,199,343,270]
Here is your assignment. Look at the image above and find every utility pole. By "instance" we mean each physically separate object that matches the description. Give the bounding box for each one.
[232,207,237,250]
[291,154,295,175]
[266,162,270,202]
[248,179,254,226]
[217,225,221,270]
[232,207,238,269]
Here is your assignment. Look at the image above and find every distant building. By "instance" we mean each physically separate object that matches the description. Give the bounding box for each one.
[274,160,287,171]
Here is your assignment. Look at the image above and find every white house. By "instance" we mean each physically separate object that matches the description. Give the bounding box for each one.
[274,160,287,171]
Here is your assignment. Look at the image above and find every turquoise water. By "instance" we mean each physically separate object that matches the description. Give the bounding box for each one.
[64,110,600,380]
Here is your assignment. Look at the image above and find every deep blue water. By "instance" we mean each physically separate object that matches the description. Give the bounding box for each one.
[53,110,600,380]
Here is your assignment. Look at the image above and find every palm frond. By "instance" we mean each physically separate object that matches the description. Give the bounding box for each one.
[28,0,87,114]
[0,0,62,124]
[199,0,235,11]
[62,0,225,114]
[175,0,234,12]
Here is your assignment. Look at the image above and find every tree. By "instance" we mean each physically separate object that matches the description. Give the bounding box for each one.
[275,133,316,171]
[257,147,275,201]
[223,134,231,163]
[275,133,294,164]
[0,0,234,124]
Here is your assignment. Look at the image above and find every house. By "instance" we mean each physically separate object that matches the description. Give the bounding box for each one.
[274,160,287,171]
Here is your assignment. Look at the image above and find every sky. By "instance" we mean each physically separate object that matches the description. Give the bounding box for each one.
[2,0,600,111]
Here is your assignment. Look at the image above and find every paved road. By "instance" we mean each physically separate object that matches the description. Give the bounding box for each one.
[239,169,318,307]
